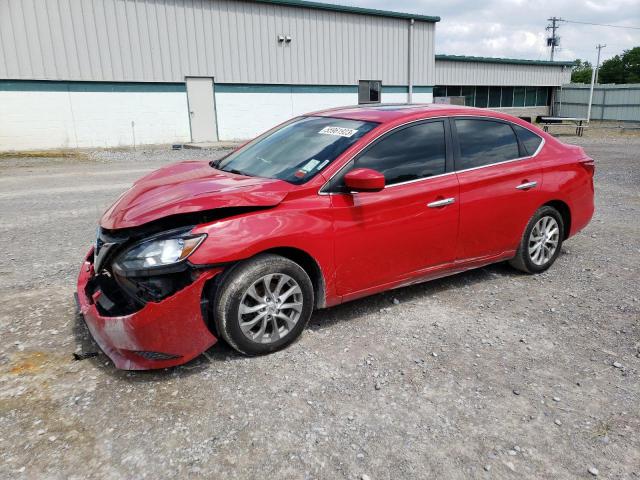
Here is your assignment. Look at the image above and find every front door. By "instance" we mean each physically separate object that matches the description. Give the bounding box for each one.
[186,77,218,143]
[326,120,460,298]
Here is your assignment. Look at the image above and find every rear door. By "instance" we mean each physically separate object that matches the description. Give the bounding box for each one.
[326,119,460,297]
[452,118,544,260]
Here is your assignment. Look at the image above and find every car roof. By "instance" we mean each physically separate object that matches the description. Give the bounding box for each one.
[312,103,516,124]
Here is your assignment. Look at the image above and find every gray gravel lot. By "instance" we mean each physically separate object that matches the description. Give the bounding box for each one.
[0,131,638,479]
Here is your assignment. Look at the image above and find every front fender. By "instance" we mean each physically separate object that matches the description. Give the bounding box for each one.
[188,201,339,306]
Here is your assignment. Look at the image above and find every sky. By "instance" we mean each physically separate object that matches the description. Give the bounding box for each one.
[323,0,640,64]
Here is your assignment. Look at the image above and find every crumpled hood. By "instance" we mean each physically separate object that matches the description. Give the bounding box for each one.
[101,161,293,229]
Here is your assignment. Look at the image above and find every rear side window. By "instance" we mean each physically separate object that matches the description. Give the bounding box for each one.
[513,124,543,156]
[455,119,519,170]
[354,121,446,185]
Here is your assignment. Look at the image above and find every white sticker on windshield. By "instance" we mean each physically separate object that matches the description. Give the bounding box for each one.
[316,159,330,171]
[319,126,358,138]
[300,159,320,173]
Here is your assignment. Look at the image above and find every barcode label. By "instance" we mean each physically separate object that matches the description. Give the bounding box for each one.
[318,126,358,137]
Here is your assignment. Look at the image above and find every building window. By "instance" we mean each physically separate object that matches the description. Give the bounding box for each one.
[488,87,501,108]
[461,86,475,106]
[433,86,447,97]
[358,80,381,104]
[536,87,549,106]
[501,87,514,107]
[525,87,537,106]
[433,85,552,109]
[447,86,462,97]
[475,86,489,108]
[513,87,526,107]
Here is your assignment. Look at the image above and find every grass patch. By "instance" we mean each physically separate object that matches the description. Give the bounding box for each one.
[0,149,89,160]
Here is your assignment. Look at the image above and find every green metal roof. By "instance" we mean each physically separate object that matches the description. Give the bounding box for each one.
[252,0,440,22]
[435,54,575,67]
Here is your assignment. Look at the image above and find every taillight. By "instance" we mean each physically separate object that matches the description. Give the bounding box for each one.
[580,159,595,176]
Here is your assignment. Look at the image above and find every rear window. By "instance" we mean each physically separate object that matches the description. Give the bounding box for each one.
[513,124,543,156]
[454,119,520,170]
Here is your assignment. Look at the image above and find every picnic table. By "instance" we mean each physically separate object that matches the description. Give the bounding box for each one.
[539,117,588,137]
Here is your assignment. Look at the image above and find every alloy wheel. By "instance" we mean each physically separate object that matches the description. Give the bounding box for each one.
[238,273,303,344]
[528,216,560,266]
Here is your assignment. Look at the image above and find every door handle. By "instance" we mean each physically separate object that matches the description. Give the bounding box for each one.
[427,197,455,208]
[516,181,537,190]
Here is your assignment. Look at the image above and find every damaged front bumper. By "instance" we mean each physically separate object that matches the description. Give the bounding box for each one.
[76,248,220,370]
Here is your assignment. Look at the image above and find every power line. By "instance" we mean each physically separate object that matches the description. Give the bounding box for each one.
[560,19,640,30]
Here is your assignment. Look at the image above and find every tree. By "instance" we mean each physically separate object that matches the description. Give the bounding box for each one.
[598,55,624,84]
[621,46,640,83]
[598,47,640,84]
[571,59,592,83]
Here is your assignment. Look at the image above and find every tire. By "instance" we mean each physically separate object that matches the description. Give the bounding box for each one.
[509,206,564,274]
[213,254,314,355]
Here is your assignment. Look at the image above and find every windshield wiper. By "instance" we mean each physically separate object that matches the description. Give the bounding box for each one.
[209,158,246,176]
[210,151,232,169]
[224,168,249,177]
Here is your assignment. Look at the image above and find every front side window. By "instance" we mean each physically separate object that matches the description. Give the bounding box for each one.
[359,80,381,104]
[329,121,447,191]
[455,119,520,170]
[215,116,377,184]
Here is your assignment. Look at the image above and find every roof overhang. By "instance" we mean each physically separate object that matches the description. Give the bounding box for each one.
[436,54,575,67]
[252,0,440,22]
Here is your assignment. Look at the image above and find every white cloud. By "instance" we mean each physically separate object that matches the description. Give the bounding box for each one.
[322,0,640,62]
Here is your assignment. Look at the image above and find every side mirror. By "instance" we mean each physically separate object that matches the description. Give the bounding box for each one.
[344,168,385,193]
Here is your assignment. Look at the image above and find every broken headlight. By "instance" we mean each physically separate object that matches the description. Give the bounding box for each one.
[115,231,206,272]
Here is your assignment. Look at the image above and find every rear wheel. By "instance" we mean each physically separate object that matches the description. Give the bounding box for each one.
[213,254,314,355]
[509,206,564,274]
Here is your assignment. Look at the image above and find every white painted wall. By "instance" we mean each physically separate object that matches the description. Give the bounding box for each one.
[215,90,434,141]
[0,90,191,151]
[215,91,357,141]
[0,87,435,150]
[382,91,434,104]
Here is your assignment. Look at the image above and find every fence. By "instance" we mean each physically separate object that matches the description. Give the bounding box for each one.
[554,84,640,122]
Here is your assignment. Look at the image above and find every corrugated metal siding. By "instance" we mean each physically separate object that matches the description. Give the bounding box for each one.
[555,84,640,121]
[434,60,571,86]
[0,0,435,85]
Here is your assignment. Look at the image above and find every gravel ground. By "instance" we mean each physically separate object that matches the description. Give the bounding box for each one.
[0,130,638,479]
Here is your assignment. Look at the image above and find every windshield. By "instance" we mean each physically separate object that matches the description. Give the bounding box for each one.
[214,116,378,184]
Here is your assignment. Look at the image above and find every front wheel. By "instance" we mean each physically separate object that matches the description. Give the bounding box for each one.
[509,206,564,274]
[213,254,314,355]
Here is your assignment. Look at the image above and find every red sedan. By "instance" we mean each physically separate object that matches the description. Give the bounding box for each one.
[77,104,595,369]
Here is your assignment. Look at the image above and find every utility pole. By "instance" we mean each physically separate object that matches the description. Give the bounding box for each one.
[587,44,606,122]
[546,17,561,61]
[594,43,606,84]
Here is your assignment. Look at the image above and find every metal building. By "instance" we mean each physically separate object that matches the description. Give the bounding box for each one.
[0,0,437,150]
[434,55,573,118]
[0,0,572,151]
